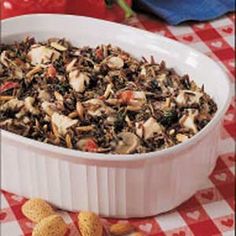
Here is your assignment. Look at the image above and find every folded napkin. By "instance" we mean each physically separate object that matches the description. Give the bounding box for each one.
[133,0,235,25]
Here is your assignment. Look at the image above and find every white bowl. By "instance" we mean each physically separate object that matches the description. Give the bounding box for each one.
[1,14,231,218]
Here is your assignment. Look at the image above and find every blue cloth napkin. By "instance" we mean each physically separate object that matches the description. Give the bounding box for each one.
[133,0,235,25]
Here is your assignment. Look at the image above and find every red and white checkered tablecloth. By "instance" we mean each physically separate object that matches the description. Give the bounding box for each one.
[0,13,235,236]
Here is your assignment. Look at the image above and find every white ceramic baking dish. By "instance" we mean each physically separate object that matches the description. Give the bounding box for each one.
[1,14,232,218]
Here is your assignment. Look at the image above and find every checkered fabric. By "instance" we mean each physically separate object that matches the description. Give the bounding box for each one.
[0,13,235,236]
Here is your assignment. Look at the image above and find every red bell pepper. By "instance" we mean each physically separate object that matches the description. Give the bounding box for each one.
[0,0,133,22]
[67,0,134,22]
[0,81,19,93]
[0,0,67,19]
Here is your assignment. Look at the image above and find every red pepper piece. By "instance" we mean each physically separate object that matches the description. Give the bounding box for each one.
[84,139,98,152]
[0,81,19,93]
[47,65,57,77]
[118,90,134,104]
[95,48,104,61]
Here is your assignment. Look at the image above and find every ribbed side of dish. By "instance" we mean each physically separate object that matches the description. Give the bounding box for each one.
[1,125,220,218]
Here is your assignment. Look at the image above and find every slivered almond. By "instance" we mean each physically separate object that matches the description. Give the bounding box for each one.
[65,134,73,148]
[66,58,77,72]
[76,125,94,132]
[26,65,42,77]
[22,198,55,223]
[109,223,135,236]
[68,111,79,119]
[78,211,103,236]
[50,42,67,51]
[0,95,14,101]
[51,121,60,138]
[76,101,84,120]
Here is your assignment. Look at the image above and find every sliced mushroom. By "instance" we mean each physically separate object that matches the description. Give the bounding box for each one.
[24,96,40,115]
[179,109,198,133]
[175,90,186,105]
[41,101,58,116]
[50,42,67,51]
[27,45,60,65]
[176,90,203,106]
[38,89,51,101]
[0,98,24,111]
[69,70,90,93]
[107,56,124,69]
[136,117,162,140]
[84,99,114,117]
[183,90,203,104]
[51,112,78,136]
[115,132,139,154]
